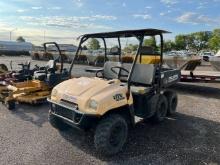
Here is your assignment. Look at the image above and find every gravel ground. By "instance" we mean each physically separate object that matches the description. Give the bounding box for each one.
[0,56,220,165]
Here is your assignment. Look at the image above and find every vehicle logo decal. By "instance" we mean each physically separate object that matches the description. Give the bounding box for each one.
[113,94,125,101]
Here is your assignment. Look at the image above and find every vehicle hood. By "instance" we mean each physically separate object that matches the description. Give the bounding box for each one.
[52,77,122,102]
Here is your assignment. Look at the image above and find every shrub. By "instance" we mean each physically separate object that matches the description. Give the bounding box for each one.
[75,55,89,65]
[121,56,134,63]
[42,52,53,60]
[94,55,109,66]
[32,52,40,60]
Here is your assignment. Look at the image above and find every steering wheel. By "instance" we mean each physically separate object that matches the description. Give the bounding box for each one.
[96,69,104,78]
[18,63,24,66]
[34,64,40,70]
[110,66,129,78]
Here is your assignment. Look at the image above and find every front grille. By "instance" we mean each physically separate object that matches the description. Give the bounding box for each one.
[53,104,73,120]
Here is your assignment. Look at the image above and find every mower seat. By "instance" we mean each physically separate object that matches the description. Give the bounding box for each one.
[34,60,56,80]
[45,60,56,71]
[34,72,47,81]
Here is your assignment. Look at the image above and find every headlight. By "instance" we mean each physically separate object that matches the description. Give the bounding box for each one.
[51,89,58,97]
[89,99,98,110]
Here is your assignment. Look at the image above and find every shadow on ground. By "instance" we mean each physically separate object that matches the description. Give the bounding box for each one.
[171,83,220,99]
[11,103,49,127]
[59,113,220,164]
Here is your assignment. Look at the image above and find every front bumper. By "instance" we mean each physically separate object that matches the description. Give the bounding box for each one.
[48,98,99,130]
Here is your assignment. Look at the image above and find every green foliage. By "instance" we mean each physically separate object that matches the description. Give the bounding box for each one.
[16,36,25,42]
[123,44,138,53]
[122,29,218,52]
[143,36,157,50]
[188,31,211,51]
[87,38,100,50]
[171,31,213,51]
[175,35,186,50]
[213,29,220,36]
[208,29,220,51]
[82,45,88,50]
[164,40,176,52]
[115,29,219,53]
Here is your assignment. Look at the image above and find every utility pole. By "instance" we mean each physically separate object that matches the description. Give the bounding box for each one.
[44,30,45,42]
[10,31,12,41]
[9,28,17,41]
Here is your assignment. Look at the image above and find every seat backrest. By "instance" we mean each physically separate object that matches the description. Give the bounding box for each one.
[23,61,31,71]
[130,64,156,85]
[103,61,122,79]
[46,60,56,69]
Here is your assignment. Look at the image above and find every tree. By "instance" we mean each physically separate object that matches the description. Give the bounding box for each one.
[175,35,186,50]
[87,38,100,50]
[213,29,220,36]
[16,36,25,42]
[123,44,138,53]
[189,31,211,51]
[164,40,176,52]
[208,36,220,51]
[82,45,88,50]
[208,32,220,51]
[143,36,157,50]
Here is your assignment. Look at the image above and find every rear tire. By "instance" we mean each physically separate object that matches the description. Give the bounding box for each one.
[94,114,128,155]
[150,94,168,123]
[48,110,70,131]
[164,91,178,115]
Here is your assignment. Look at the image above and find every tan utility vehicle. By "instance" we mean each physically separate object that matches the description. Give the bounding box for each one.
[48,29,181,155]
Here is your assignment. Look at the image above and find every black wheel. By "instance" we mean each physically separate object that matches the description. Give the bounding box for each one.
[5,100,15,110]
[0,64,8,72]
[94,114,128,155]
[48,110,70,131]
[164,91,178,115]
[150,94,168,123]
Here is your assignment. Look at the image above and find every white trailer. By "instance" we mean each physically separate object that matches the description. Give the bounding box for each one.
[0,41,32,55]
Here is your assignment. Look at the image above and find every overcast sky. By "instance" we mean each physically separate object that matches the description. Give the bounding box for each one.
[0,0,219,45]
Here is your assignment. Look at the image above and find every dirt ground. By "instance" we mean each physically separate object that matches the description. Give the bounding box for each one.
[0,56,220,165]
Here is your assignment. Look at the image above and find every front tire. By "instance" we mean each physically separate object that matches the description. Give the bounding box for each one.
[94,114,128,155]
[48,110,70,131]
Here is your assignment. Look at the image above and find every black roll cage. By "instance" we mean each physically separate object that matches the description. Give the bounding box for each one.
[69,29,170,93]
[43,42,64,74]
